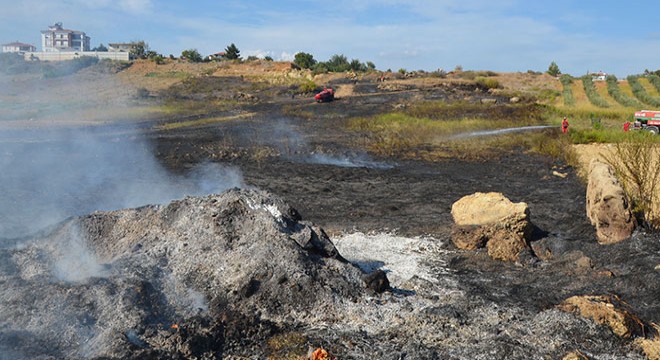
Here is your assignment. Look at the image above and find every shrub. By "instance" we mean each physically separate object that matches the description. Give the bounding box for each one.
[603,134,660,229]
[298,79,317,94]
[181,49,203,63]
[475,76,500,89]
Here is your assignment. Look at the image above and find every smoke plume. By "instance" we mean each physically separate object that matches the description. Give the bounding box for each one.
[0,126,243,240]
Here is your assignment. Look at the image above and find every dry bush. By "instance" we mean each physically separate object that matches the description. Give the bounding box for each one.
[603,134,660,229]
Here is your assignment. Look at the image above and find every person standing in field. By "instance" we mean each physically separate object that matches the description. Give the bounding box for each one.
[561,117,569,134]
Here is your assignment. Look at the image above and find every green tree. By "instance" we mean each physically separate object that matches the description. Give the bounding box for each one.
[224,43,241,60]
[547,61,561,77]
[92,44,108,52]
[327,54,350,72]
[129,41,149,59]
[349,59,367,72]
[293,52,316,69]
[366,61,376,70]
[181,49,203,62]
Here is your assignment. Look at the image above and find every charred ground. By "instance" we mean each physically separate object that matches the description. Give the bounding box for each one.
[145,65,659,352]
[0,61,658,359]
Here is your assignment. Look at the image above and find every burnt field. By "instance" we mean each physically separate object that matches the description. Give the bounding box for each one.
[0,68,658,359]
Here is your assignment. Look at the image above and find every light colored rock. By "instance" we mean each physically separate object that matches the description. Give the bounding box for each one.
[586,159,636,244]
[486,229,528,262]
[635,323,660,360]
[451,192,533,261]
[450,225,488,250]
[557,294,645,339]
[452,192,529,228]
[562,350,589,360]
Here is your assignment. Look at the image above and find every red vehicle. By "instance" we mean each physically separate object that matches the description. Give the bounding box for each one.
[314,87,334,103]
[632,110,660,134]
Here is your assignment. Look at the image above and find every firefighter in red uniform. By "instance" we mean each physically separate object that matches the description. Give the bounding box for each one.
[623,121,631,132]
[561,117,569,134]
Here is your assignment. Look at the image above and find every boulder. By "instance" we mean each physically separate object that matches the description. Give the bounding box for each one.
[586,159,636,244]
[451,192,533,262]
[557,294,645,339]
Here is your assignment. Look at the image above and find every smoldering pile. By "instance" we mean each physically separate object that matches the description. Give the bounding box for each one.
[0,189,654,359]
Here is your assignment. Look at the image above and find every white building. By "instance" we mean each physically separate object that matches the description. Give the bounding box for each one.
[108,43,136,52]
[41,22,90,52]
[2,42,36,53]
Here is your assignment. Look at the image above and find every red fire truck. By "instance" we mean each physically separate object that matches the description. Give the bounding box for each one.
[632,110,660,134]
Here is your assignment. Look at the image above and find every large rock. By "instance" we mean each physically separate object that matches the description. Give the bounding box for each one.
[586,159,636,244]
[557,294,645,339]
[451,192,533,262]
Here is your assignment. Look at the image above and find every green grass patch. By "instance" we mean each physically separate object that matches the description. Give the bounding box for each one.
[348,109,551,159]
[475,76,500,90]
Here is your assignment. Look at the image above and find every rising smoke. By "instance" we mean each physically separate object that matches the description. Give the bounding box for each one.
[0,125,244,241]
[259,118,394,169]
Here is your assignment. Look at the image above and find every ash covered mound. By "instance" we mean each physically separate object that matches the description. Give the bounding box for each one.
[0,189,366,359]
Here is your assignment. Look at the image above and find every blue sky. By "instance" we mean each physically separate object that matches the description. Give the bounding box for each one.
[1,0,658,76]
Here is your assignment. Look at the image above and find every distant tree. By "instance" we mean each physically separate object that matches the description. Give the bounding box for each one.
[366,61,376,70]
[129,41,149,59]
[145,50,160,60]
[264,55,273,61]
[327,54,350,72]
[246,55,259,61]
[224,43,241,60]
[547,61,561,77]
[349,58,367,72]
[181,49,203,62]
[92,43,108,52]
[293,52,316,69]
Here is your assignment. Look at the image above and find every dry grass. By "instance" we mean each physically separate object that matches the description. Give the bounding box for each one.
[156,112,255,130]
[349,103,547,161]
